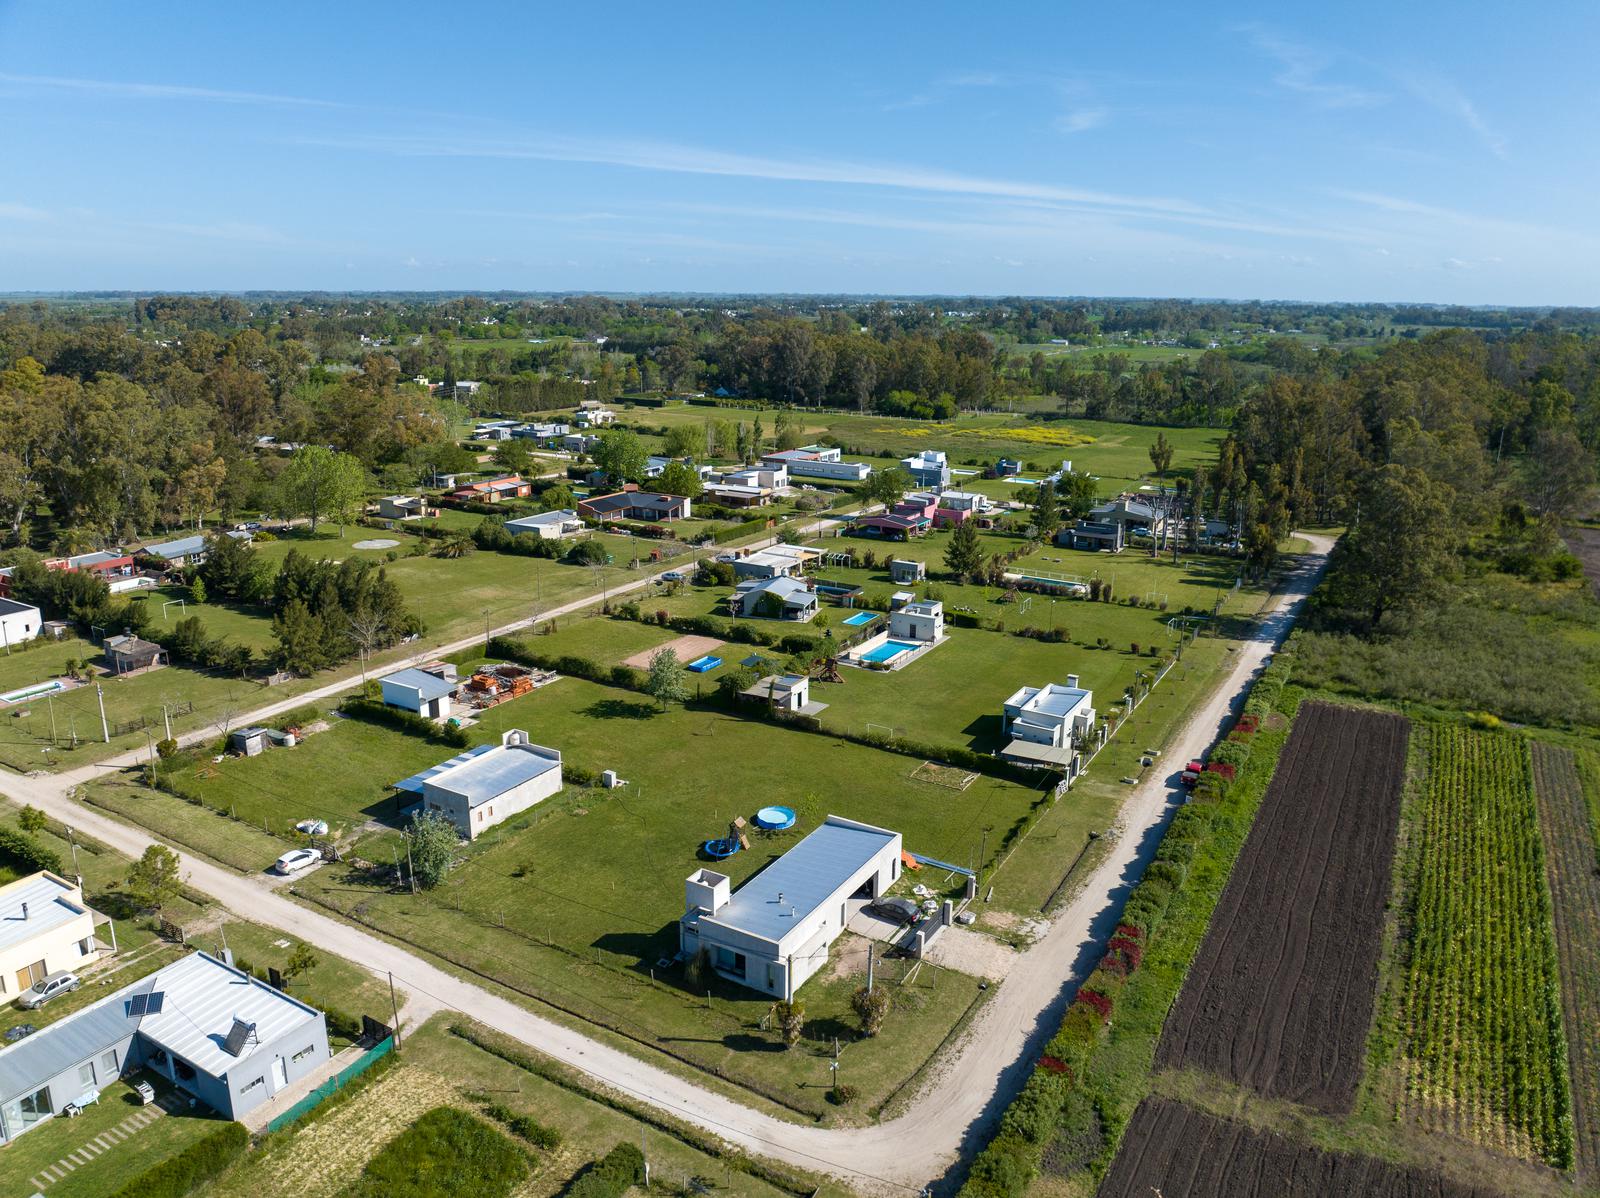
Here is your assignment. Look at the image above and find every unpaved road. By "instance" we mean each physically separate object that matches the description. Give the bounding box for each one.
[0,533,1331,1195]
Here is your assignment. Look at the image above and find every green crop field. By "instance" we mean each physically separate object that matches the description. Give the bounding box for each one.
[1394,724,1572,1167]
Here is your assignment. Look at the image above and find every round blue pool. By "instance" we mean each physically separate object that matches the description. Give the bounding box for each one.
[753,805,796,830]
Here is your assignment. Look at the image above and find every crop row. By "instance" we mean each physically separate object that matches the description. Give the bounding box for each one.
[1398,725,1572,1166]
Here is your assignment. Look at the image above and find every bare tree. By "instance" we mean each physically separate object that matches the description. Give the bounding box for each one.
[347,609,389,686]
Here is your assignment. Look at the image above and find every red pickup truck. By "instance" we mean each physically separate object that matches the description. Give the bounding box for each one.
[1180,760,1205,788]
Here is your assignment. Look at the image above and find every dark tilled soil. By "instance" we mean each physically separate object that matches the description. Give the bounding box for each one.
[1098,1098,1504,1198]
[1531,742,1600,1179]
[1154,701,1409,1113]
[1562,527,1600,596]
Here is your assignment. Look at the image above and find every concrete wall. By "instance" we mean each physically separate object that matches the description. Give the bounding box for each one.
[222,1013,330,1119]
[425,763,562,841]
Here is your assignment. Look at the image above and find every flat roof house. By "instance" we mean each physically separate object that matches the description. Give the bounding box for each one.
[889,599,943,643]
[702,482,771,508]
[761,447,872,483]
[0,872,106,1004]
[737,673,827,716]
[450,474,531,503]
[731,576,819,622]
[379,665,458,721]
[505,509,586,540]
[900,450,950,488]
[889,558,926,584]
[725,465,786,490]
[0,951,329,1144]
[375,495,426,521]
[578,491,692,523]
[103,632,166,675]
[0,596,41,647]
[732,544,819,581]
[1000,676,1096,773]
[679,816,902,1000]
[393,730,562,841]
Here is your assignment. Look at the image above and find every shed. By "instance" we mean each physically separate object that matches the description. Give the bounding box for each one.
[103,633,166,675]
[229,727,270,757]
[889,558,925,584]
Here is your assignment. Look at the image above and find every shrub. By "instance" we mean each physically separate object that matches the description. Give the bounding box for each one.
[483,1102,562,1151]
[851,984,892,1036]
[0,825,63,875]
[559,1142,646,1198]
[1208,738,1252,768]
[1205,760,1237,782]
[1142,859,1187,892]
[340,697,469,748]
[107,1122,248,1198]
[828,1083,859,1106]
[346,1107,528,1198]
[1077,988,1112,1021]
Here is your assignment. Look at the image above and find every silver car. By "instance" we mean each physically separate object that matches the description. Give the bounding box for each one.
[19,971,81,1009]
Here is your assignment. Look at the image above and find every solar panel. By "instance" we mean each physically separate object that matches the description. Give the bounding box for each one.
[222,1017,256,1057]
[145,992,165,1014]
[126,994,147,1017]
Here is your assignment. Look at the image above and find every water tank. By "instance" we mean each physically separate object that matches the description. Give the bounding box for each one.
[601,769,619,788]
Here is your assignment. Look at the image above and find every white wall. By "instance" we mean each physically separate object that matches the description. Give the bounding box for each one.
[0,604,41,647]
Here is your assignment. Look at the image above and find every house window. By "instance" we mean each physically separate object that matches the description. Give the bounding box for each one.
[101,1050,118,1076]
[79,937,94,956]
[240,1076,264,1094]
[292,1045,316,1063]
[79,1063,96,1087]
[18,1086,52,1124]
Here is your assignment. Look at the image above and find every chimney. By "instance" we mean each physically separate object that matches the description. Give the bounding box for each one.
[21,901,29,919]
[1067,674,1080,689]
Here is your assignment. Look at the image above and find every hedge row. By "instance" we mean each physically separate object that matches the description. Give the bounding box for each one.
[482,1101,562,1150]
[0,824,64,875]
[711,517,774,544]
[340,696,470,748]
[488,637,648,693]
[957,649,1296,1198]
[108,1122,248,1198]
[558,1142,646,1198]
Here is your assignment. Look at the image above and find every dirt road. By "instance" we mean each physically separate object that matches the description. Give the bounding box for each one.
[0,533,1331,1194]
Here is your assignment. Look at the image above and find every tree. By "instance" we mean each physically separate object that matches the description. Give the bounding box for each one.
[944,519,984,580]
[592,429,648,484]
[662,424,700,460]
[283,941,319,980]
[1148,431,1174,481]
[1056,470,1099,519]
[199,529,266,601]
[775,998,805,1047]
[126,844,181,913]
[1326,464,1455,632]
[18,805,47,836]
[541,483,575,512]
[278,445,368,533]
[656,461,703,499]
[408,810,458,889]
[188,574,207,605]
[863,466,912,509]
[852,983,891,1036]
[493,438,531,475]
[645,646,690,710]
[1030,480,1061,541]
[1521,424,1596,519]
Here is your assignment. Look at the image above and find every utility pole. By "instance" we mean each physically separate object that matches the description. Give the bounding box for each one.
[47,694,57,746]
[977,826,991,898]
[66,827,81,888]
[96,685,110,743]
[145,731,156,788]
[405,836,416,894]
[162,704,172,741]
[388,971,403,1049]
[866,944,875,994]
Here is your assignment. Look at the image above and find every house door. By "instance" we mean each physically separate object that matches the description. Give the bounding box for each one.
[271,1055,288,1093]
[16,959,46,991]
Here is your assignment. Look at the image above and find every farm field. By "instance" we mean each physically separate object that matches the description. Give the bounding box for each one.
[1393,724,1570,1167]
[1097,1098,1505,1198]
[1530,742,1600,1179]
[1154,702,1408,1113]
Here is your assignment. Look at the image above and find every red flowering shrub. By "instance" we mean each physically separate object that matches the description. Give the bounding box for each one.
[1236,713,1260,735]
[1078,988,1113,1020]
[1037,1054,1069,1074]
[1205,761,1237,782]
[1097,952,1129,978]
[1108,935,1144,971]
[1114,923,1143,942]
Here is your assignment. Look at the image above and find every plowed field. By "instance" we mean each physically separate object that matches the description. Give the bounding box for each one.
[1154,701,1408,1112]
[1098,1098,1504,1198]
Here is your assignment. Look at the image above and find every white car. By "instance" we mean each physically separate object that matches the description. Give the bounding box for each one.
[272,848,321,876]
[660,570,686,582]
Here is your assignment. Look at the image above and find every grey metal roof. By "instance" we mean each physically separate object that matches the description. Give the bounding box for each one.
[737,576,813,602]
[1026,685,1091,718]
[0,974,154,1103]
[505,509,580,530]
[392,743,495,795]
[705,818,899,945]
[425,744,560,807]
[0,873,90,955]
[143,530,251,559]
[0,596,38,617]
[380,667,455,703]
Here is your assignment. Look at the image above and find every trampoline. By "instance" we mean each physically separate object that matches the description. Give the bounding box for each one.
[702,836,741,859]
[753,805,796,831]
[842,611,877,627]
[687,655,722,673]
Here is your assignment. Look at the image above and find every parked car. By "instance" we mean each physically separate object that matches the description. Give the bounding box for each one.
[233,520,262,531]
[19,971,81,1009]
[660,570,686,582]
[272,848,321,876]
[869,896,921,926]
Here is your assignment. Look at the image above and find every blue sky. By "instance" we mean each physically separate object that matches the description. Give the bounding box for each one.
[1,0,1595,303]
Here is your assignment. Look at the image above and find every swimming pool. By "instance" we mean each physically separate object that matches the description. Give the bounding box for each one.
[858,638,923,664]
[842,611,878,626]
[0,679,68,705]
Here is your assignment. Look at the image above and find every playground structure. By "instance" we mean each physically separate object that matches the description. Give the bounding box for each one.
[702,815,751,860]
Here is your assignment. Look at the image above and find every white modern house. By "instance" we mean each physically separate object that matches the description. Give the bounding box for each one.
[378,665,457,721]
[0,951,329,1144]
[0,872,108,1004]
[762,446,872,482]
[737,673,827,716]
[889,599,944,643]
[392,730,563,840]
[731,576,819,621]
[1000,676,1096,774]
[680,816,902,1000]
[0,597,42,647]
[505,509,586,540]
[574,408,615,427]
[900,450,950,488]
[725,465,787,490]
[732,544,820,580]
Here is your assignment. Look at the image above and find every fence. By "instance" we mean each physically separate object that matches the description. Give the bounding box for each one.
[265,1034,394,1133]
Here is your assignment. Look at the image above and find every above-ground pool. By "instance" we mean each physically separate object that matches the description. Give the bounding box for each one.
[687,655,722,673]
[753,805,796,830]
[858,638,924,664]
[0,679,68,705]
[842,611,878,627]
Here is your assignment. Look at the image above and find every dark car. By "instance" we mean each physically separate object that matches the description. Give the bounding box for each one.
[870,896,921,926]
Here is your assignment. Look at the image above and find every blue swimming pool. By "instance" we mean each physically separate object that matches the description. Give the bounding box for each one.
[859,638,923,663]
[842,611,877,626]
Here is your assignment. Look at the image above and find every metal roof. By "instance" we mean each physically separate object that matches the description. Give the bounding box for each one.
[0,952,321,1102]
[143,530,251,559]
[736,576,814,603]
[425,743,560,807]
[380,667,455,703]
[392,743,495,795]
[0,596,38,617]
[0,873,90,955]
[505,509,581,530]
[704,817,899,946]
[1011,683,1092,719]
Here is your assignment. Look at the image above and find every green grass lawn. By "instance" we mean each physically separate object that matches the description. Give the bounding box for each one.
[498,613,675,665]
[81,780,292,872]
[0,1071,225,1198]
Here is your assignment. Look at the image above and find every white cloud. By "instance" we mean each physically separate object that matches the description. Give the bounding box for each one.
[1392,71,1507,159]
[1055,108,1107,134]
[0,71,344,108]
[1239,27,1387,108]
